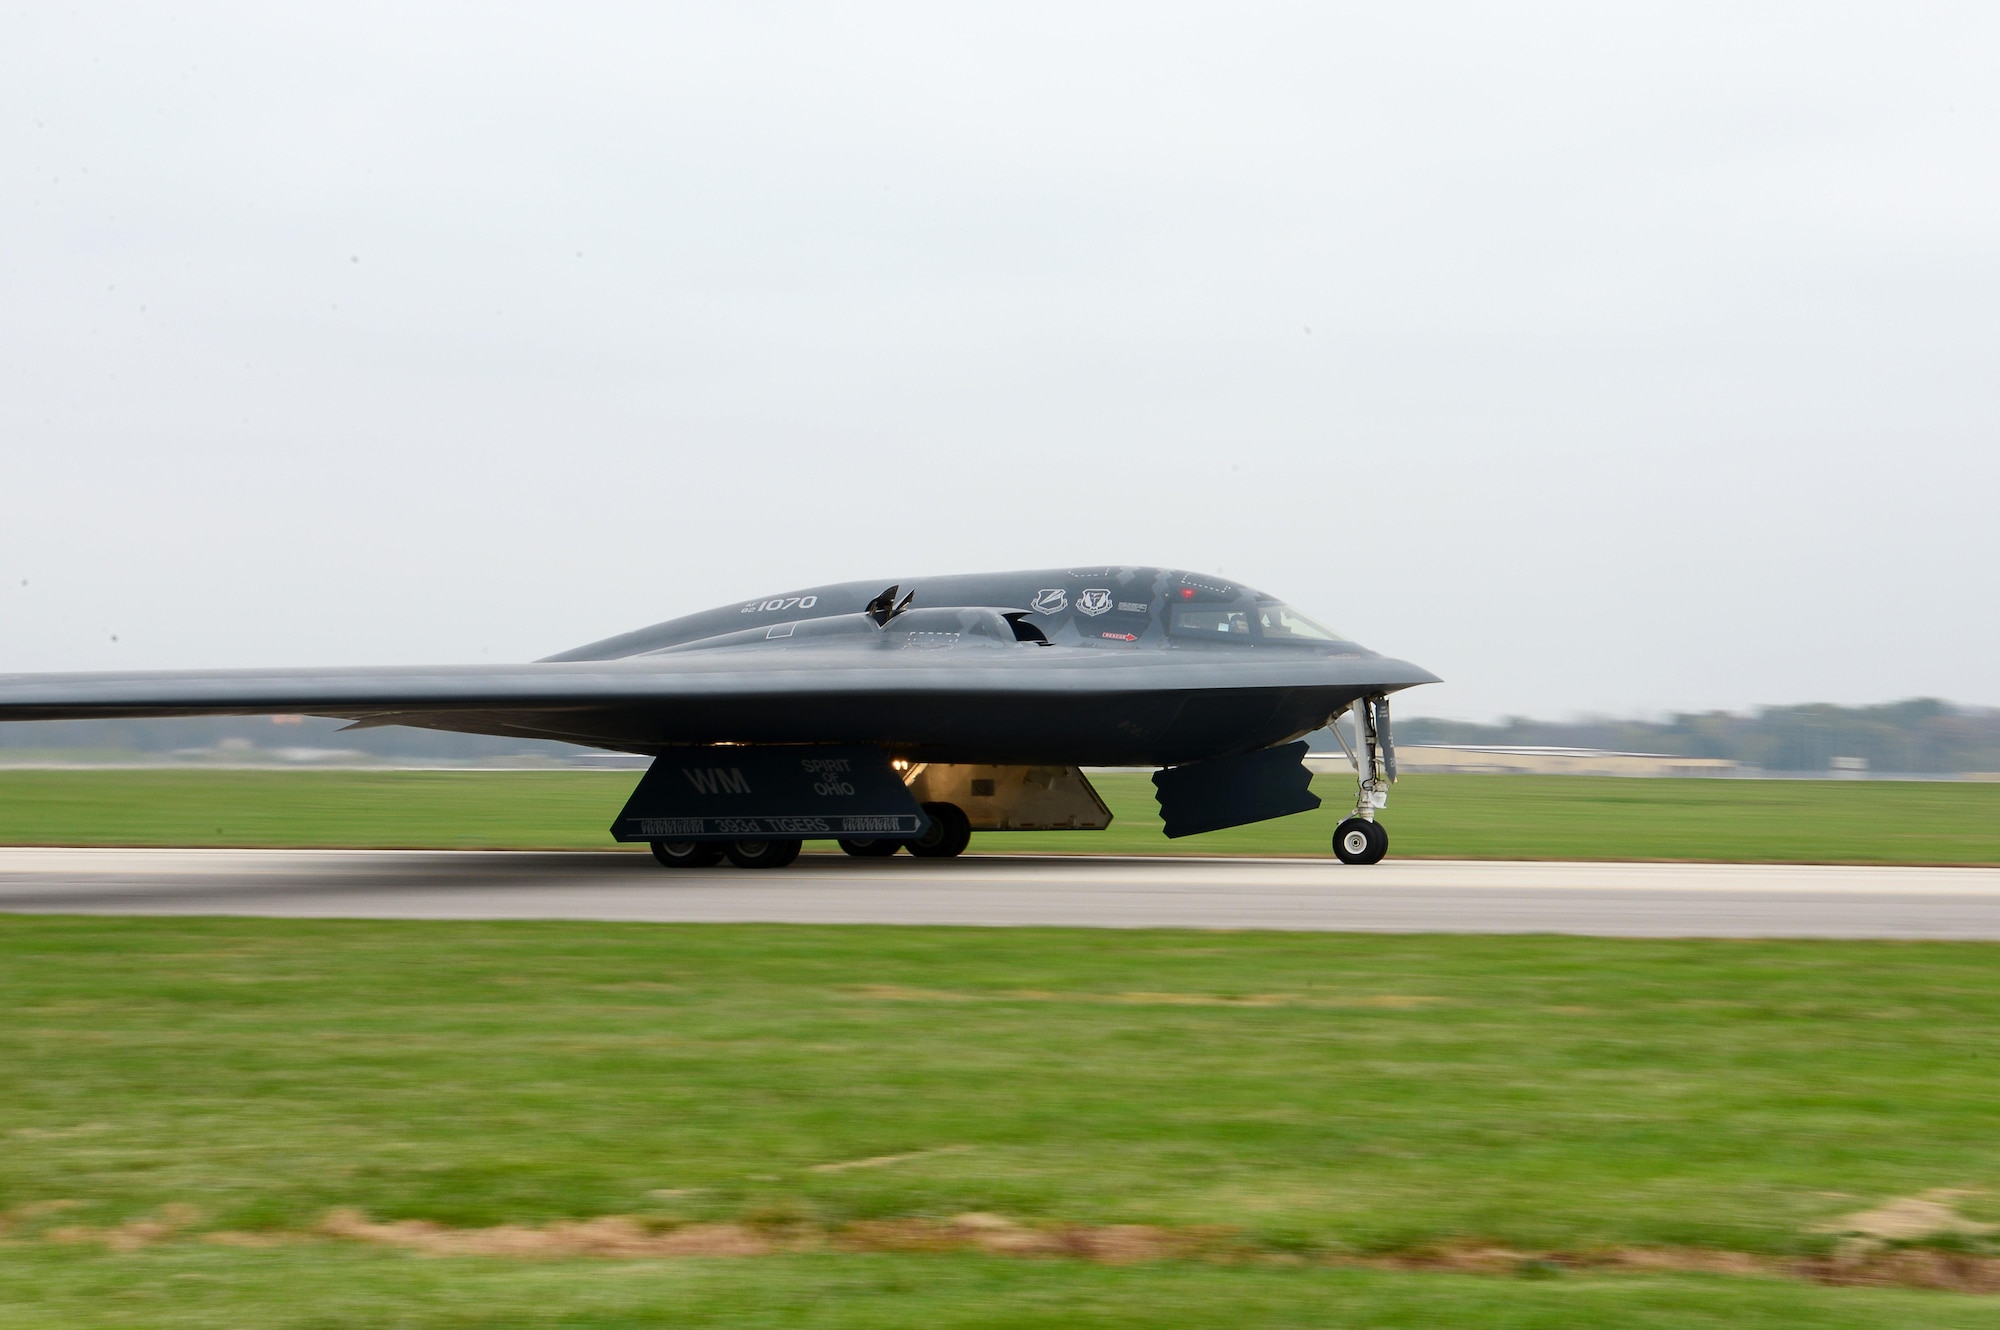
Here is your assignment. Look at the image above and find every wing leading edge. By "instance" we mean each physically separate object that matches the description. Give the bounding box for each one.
[0,649,1438,766]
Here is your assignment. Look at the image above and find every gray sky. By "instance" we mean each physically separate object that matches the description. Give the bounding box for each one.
[4,2,1996,721]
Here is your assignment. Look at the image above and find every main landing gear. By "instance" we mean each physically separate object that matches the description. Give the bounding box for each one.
[904,802,972,858]
[839,802,972,859]
[650,840,724,868]
[649,838,802,869]
[1327,694,1396,865]
[725,839,802,870]
[650,802,973,870]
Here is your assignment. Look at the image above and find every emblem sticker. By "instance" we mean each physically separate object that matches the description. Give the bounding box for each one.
[1075,588,1113,617]
[1030,588,1068,614]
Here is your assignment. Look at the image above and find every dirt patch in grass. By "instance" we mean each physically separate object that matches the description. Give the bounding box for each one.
[44,1203,200,1252]
[1801,1247,2000,1294]
[1367,1242,2000,1293]
[1818,1189,1995,1243]
[835,1213,1221,1264]
[0,1200,83,1238]
[302,1209,1200,1265]
[1366,1242,1780,1282]
[315,1208,771,1258]
[32,1204,2000,1293]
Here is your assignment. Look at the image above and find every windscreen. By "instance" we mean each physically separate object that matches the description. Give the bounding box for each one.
[1168,600,1344,644]
[1255,600,1345,642]
[1170,606,1257,637]
[1169,601,1345,642]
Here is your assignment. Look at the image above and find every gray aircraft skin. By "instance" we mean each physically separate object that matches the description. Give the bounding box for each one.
[0,567,1437,861]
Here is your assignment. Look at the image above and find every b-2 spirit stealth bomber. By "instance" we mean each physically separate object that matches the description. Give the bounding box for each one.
[0,567,1438,867]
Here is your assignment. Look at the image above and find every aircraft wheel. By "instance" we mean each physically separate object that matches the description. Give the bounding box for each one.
[651,840,724,868]
[838,838,902,857]
[1333,818,1388,865]
[905,803,972,859]
[726,839,803,869]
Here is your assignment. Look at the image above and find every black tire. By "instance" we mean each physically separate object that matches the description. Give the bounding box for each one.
[1333,818,1377,865]
[904,802,972,859]
[726,839,802,869]
[651,840,724,868]
[838,837,903,858]
[1362,820,1389,864]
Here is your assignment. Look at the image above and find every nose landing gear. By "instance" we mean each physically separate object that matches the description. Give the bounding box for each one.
[1332,817,1388,865]
[1327,694,1396,864]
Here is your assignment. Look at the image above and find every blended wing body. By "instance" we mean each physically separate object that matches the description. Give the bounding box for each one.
[0,567,1438,768]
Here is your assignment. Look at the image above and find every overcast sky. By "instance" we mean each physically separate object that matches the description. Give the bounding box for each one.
[3,2,1995,721]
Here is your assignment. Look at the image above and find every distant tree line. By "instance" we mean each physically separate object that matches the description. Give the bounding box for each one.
[1394,699,2000,775]
[7,701,2000,775]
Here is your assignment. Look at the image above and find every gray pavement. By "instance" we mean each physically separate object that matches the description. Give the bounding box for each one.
[3,848,2000,937]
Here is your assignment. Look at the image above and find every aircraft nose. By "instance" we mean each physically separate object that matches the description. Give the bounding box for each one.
[1373,657,1442,688]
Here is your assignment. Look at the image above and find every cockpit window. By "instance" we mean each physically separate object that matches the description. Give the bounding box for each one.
[1171,606,1257,637]
[1171,600,1347,642]
[1256,600,1345,642]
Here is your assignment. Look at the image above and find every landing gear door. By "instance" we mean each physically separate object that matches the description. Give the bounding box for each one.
[903,764,1113,831]
[1151,740,1321,838]
[1375,697,1396,783]
[611,746,930,843]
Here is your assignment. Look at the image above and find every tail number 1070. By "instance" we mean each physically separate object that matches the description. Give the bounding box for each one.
[740,595,818,615]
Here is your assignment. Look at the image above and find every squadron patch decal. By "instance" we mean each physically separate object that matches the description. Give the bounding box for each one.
[1030,588,1068,614]
[1075,588,1114,617]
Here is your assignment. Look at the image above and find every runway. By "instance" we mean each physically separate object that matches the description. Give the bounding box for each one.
[3,848,2000,937]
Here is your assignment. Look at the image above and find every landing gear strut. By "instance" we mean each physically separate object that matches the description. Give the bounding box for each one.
[1328,694,1395,864]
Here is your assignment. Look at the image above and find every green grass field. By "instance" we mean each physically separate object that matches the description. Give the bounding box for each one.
[7,919,2000,1326]
[2,767,1999,863]
[8,769,1999,1321]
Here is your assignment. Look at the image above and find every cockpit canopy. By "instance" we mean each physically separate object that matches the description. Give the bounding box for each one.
[547,567,1365,662]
